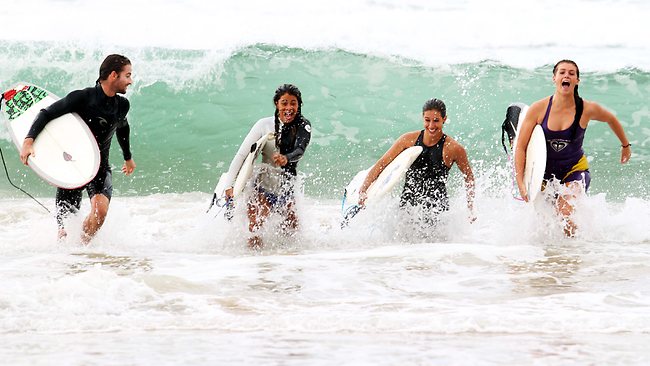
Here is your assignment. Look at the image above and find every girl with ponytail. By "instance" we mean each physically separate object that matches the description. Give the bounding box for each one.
[221,84,311,249]
[515,60,632,236]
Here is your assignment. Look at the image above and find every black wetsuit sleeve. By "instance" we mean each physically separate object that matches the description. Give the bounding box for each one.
[115,98,132,160]
[116,124,132,160]
[26,89,87,139]
[284,118,311,163]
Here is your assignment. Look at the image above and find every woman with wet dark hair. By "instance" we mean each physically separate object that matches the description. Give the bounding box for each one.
[515,59,632,236]
[221,84,311,248]
[358,98,475,225]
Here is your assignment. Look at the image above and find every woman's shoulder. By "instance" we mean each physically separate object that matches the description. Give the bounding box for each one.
[581,98,609,120]
[254,116,275,124]
[252,116,275,128]
[397,130,421,144]
[529,96,551,111]
[581,98,600,112]
[525,96,552,122]
[443,135,465,151]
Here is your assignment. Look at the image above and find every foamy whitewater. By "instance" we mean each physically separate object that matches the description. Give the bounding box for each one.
[1,0,650,365]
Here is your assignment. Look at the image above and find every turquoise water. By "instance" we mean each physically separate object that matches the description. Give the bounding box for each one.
[1,44,648,201]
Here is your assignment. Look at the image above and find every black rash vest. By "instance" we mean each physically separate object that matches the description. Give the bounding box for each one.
[275,115,311,176]
[26,84,132,169]
[400,131,450,211]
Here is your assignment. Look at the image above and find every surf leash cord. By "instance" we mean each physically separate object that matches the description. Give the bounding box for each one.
[0,146,51,213]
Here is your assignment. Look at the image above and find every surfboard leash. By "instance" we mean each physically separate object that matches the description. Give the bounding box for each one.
[0,94,51,213]
[0,146,51,213]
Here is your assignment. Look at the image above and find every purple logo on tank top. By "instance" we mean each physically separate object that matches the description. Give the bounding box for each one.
[550,139,570,152]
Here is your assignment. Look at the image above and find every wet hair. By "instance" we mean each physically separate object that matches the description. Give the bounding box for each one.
[96,54,131,84]
[273,84,303,148]
[553,59,580,79]
[422,98,446,118]
[273,84,303,110]
[553,59,582,107]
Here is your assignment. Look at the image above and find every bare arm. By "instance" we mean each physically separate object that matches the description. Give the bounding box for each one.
[450,141,475,218]
[585,101,631,164]
[358,132,417,205]
[20,89,87,165]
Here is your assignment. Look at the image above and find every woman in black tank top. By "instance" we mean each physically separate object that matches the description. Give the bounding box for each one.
[358,98,476,226]
[400,131,450,212]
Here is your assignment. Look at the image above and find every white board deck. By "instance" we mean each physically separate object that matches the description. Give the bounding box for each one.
[208,132,274,216]
[1,83,100,189]
[342,145,423,214]
[232,132,274,197]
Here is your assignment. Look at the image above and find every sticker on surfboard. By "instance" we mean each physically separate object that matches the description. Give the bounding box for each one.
[1,82,101,189]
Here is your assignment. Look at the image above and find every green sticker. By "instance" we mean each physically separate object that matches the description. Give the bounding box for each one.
[5,86,49,121]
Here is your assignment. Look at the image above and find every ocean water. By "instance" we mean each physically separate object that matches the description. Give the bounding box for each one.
[1,0,650,365]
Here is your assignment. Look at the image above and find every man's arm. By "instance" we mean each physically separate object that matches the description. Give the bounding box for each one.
[20,89,87,165]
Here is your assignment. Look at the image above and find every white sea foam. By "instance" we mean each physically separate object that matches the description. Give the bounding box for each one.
[2,189,650,364]
[0,0,649,71]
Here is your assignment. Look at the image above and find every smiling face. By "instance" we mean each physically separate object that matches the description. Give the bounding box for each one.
[553,61,580,95]
[275,93,299,124]
[113,64,133,94]
[422,109,446,137]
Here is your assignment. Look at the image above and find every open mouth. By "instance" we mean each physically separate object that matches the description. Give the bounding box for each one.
[561,81,571,87]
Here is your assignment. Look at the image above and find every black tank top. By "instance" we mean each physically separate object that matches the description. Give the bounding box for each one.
[400,131,450,211]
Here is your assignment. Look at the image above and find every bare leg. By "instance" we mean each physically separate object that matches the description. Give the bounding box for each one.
[281,202,298,235]
[58,228,67,241]
[247,192,271,249]
[557,194,576,237]
[56,188,82,242]
[81,194,110,244]
[556,182,582,237]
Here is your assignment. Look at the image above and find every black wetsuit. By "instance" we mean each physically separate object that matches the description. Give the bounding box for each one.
[257,114,311,207]
[26,84,132,226]
[275,114,311,176]
[400,131,450,214]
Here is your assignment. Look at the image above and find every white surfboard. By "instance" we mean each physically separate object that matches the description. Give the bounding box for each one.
[513,104,546,202]
[1,82,100,189]
[341,146,423,224]
[208,132,274,215]
[233,132,274,197]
